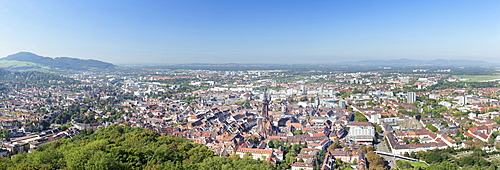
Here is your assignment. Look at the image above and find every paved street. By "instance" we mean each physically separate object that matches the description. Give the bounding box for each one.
[375,136,397,169]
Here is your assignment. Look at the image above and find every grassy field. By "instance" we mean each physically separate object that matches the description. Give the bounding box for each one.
[398,160,428,167]
[0,60,51,70]
[453,74,500,82]
[0,60,39,67]
[409,161,428,167]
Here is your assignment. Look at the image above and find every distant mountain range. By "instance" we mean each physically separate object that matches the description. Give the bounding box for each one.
[340,58,494,67]
[1,52,495,72]
[0,52,117,72]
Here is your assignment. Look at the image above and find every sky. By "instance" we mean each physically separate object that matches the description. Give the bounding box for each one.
[0,1,499,64]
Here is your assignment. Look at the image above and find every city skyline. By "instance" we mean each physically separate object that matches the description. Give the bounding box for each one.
[1,1,499,64]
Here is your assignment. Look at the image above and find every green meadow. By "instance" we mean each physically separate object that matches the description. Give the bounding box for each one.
[0,60,50,69]
[453,74,500,82]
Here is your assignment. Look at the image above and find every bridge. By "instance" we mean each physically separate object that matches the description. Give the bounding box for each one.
[374,151,422,162]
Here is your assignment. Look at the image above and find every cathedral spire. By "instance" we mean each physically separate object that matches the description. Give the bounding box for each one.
[262,89,269,117]
[257,89,275,139]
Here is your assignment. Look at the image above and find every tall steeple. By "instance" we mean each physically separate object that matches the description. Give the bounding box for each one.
[257,90,275,139]
[261,90,269,117]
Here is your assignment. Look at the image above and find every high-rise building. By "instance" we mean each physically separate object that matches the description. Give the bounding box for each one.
[407,92,416,104]
[301,84,307,95]
[459,95,468,106]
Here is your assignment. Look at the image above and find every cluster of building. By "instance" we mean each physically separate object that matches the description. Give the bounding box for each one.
[2,69,500,169]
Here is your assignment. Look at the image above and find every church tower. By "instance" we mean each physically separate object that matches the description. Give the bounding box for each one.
[257,90,275,139]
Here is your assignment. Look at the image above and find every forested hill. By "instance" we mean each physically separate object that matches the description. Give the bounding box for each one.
[0,52,117,72]
[0,125,273,170]
[0,69,79,92]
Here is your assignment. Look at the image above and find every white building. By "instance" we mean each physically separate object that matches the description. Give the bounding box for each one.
[235,148,275,161]
[458,95,469,106]
[407,92,416,104]
[347,122,375,145]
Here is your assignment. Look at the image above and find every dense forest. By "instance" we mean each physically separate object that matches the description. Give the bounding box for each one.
[0,125,273,170]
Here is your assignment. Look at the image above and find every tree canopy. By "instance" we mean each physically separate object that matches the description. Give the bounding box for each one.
[0,125,274,170]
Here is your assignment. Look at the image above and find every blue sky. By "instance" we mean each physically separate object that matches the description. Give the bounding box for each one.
[0,1,498,64]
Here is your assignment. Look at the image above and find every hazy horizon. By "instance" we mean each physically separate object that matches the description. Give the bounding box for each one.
[1,1,499,64]
[4,51,499,66]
